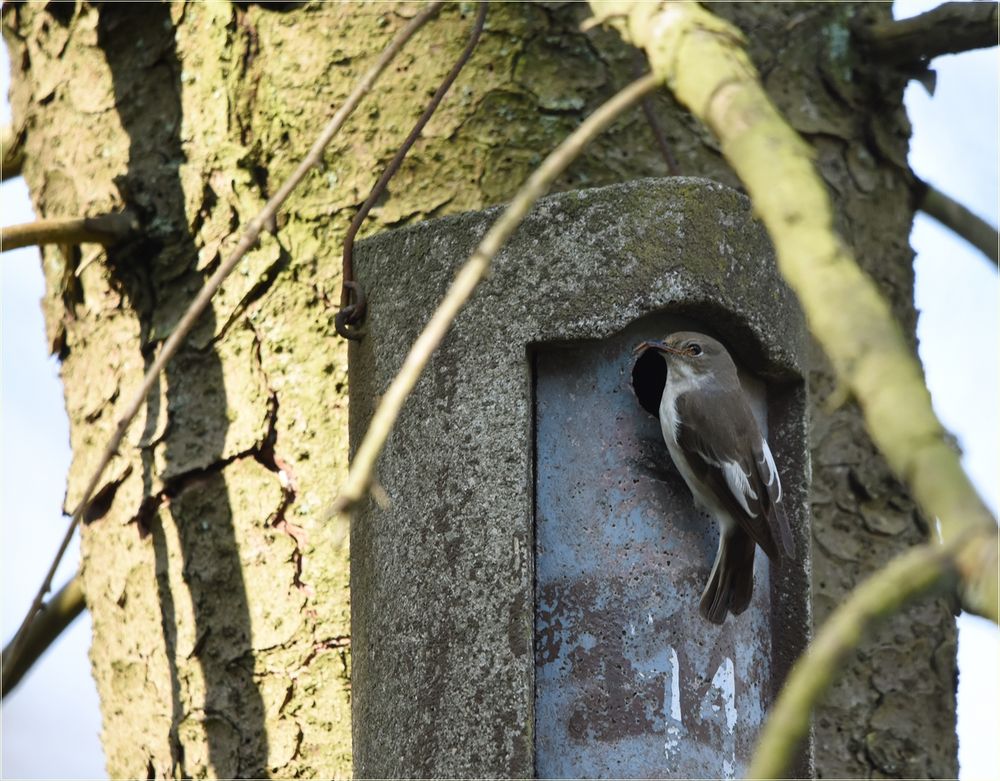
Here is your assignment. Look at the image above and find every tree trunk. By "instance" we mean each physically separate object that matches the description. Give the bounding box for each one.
[3,1,956,777]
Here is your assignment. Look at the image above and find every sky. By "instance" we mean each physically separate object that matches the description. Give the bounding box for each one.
[900,0,1000,777]
[1,2,998,778]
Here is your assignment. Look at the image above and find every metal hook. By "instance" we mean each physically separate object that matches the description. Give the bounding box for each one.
[335,281,367,341]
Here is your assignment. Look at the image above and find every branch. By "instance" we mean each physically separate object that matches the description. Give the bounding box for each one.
[4,0,445,678]
[332,72,661,512]
[2,122,25,181]
[855,2,999,66]
[1,212,140,252]
[589,0,998,621]
[1,574,86,697]
[640,95,680,176]
[748,532,984,779]
[337,1,488,338]
[916,178,999,268]
[634,52,680,175]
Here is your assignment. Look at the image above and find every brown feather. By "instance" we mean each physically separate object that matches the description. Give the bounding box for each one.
[699,530,756,623]
[674,389,787,561]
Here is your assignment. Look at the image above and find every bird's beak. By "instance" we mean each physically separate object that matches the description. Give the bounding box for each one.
[633,339,681,356]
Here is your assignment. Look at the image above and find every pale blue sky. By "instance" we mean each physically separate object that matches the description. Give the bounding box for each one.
[2,2,997,778]
[901,2,999,778]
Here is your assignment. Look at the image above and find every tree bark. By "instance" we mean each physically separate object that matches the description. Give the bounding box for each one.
[3,1,956,777]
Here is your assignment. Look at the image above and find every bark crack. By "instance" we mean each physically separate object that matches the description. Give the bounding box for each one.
[246,318,308,592]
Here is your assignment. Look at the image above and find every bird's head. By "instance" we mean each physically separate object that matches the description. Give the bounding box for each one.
[633,331,737,381]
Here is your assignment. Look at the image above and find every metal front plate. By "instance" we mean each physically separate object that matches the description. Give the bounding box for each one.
[534,317,772,779]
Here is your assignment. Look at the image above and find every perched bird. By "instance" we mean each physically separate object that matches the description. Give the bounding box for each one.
[634,332,795,624]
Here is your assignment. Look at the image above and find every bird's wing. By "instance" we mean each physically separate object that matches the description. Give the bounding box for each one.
[753,437,795,558]
[674,391,792,561]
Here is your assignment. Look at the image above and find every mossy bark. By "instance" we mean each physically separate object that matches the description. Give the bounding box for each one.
[3,1,955,777]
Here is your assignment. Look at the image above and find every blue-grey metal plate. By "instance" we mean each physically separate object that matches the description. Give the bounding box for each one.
[534,317,772,779]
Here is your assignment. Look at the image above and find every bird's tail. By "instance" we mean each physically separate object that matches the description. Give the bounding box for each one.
[699,530,756,624]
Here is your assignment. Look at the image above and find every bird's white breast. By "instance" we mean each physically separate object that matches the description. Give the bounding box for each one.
[660,362,706,443]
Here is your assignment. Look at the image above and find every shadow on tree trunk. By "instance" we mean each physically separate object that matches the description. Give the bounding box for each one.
[97,6,269,776]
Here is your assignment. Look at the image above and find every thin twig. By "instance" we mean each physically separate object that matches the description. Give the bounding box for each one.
[633,53,679,175]
[917,178,999,268]
[748,533,981,778]
[1,212,139,252]
[855,1,999,66]
[4,0,444,673]
[1,574,86,697]
[333,73,661,511]
[640,95,680,176]
[338,1,488,339]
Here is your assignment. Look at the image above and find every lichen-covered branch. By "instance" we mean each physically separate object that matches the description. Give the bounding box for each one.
[748,534,975,778]
[855,1,999,66]
[1,574,85,697]
[588,1,998,621]
[333,73,661,511]
[3,1,444,679]
[1,212,139,252]
[917,178,999,267]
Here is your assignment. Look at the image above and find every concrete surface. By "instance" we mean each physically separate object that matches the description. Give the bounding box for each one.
[349,177,812,777]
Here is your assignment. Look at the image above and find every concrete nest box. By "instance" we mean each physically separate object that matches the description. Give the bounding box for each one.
[349,177,812,778]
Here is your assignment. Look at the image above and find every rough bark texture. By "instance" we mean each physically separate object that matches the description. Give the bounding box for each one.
[3,1,956,778]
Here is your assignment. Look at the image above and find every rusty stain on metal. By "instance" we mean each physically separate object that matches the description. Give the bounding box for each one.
[534,317,773,778]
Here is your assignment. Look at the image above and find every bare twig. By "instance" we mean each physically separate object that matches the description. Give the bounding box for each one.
[1,574,86,697]
[748,531,987,778]
[333,73,661,511]
[2,122,26,181]
[338,1,488,339]
[856,1,998,66]
[634,54,680,175]
[640,95,680,176]
[4,0,444,675]
[589,0,997,618]
[587,1,998,775]
[916,178,999,268]
[1,212,139,252]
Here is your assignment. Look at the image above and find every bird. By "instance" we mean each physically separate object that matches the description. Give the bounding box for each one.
[634,331,795,624]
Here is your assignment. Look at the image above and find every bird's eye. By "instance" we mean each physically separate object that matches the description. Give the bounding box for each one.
[688,344,703,356]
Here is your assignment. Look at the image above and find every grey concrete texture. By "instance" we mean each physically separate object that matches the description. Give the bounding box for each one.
[349,177,813,777]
